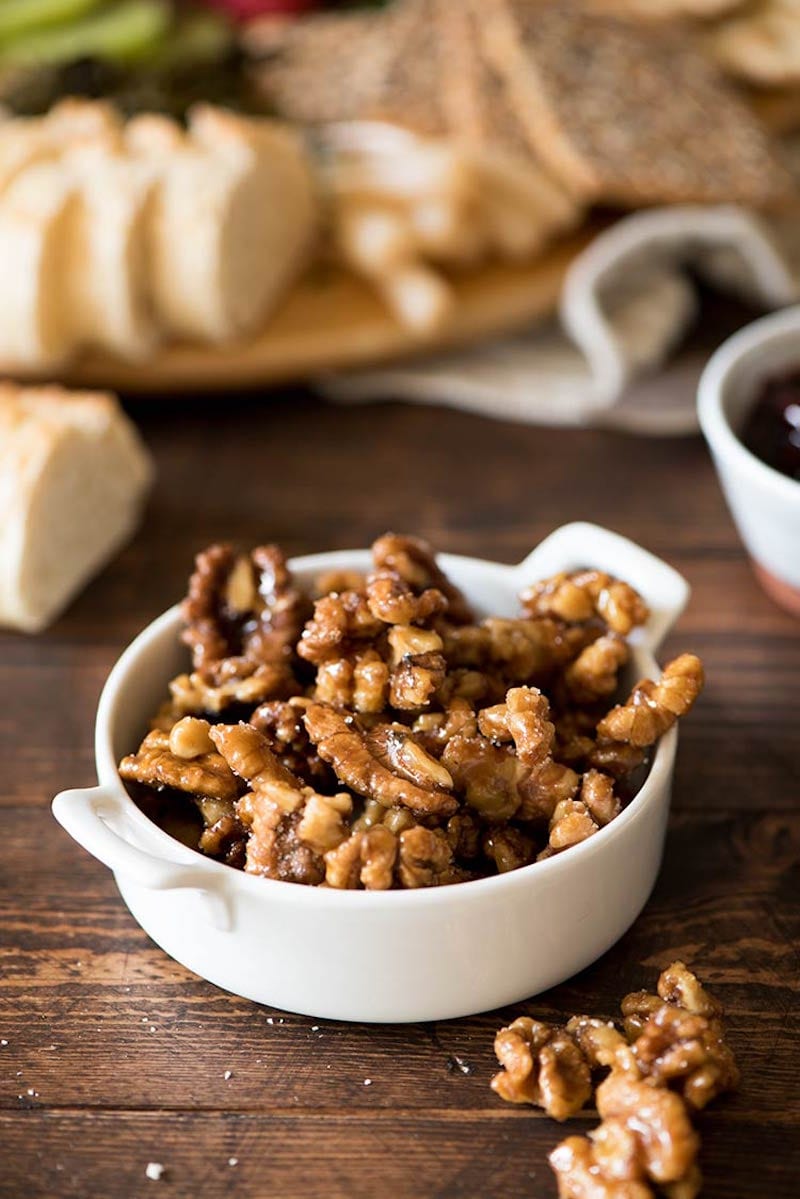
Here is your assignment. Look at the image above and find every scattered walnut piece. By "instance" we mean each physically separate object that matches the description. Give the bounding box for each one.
[491,1017,593,1120]
[521,570,649,635]
[597,655,704,748]
[622,962,739,1111]
[488,963,737,1199]
[119,729,238,802]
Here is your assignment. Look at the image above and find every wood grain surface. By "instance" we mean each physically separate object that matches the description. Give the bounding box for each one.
[1,306,799,1198]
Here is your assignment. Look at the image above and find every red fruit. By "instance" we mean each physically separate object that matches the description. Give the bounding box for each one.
[203,0,322,20]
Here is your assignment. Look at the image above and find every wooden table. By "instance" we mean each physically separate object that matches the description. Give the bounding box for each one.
[2,346,799,1197]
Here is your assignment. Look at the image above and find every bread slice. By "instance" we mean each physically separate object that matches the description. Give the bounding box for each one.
[0,163,80,369]
[127,109,317,342]
[479,0,792,208]
[0,385,153,632]
[62,143,159,360]
[0,98,122,194]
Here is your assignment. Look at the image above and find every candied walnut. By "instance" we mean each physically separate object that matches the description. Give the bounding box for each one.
[397,825,462,888]
[298,590,384,664]
[633,1004,739,1112]
[366,570,446,626]
[412,699,478,756]
[596,1069,700,1185]
[589,740,647,780]
[478,685,555,765]
[120,730,238,803]
[168,716,214,760]
[442,733,526,820]
[548,798,599,851]
[250,699,332,788]
[297,791,352,854]
[491,1017,592,1120]
[303,703,457,816]
[443,617,581,683]
[210,722,346,883]
[324,824,398,890]
[313,568,365,596]
[315,649,390,714]
[657,960,723,1018]
[372,532,473,624]
[566,1017,632,1071]
[521,570,649,635]
[382,806,416,835]
[182,544,307,681]
[565,634,630,704]
[580,770,621,827]
[549,1135,654,1199]
[168,662,295,717]
[198,812,247,867]
[483,826,537,873]
[597,655,704,748]
[445,810,482,861]
[622,962,738,1111]
[518,760,580,822]
[210,722,304,814]
[388,625,446,710]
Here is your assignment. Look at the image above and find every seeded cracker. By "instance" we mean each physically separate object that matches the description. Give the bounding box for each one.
[248,5,417,126]
[478,0,792,207]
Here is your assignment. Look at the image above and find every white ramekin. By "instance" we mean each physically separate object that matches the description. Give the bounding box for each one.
[52,523,689,1023]
[698,306,800,618]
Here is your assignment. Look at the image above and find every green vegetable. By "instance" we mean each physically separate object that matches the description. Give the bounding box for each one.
[0,0,172,66]
[0,0,105,43]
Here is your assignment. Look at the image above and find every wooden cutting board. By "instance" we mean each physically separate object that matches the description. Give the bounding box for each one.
[51,228,595,395]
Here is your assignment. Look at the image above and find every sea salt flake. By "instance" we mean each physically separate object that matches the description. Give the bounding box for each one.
[0,1040,7,1046]
[223,1071,232,1081]
[363,1079,372,1086]
[145,1163,165,1181]
[228,1158,238,1167]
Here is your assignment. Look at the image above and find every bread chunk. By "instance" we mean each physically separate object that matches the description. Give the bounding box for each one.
[0,386,153,632]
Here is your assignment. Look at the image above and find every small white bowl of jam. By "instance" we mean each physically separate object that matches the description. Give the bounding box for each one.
[698,307,800,619]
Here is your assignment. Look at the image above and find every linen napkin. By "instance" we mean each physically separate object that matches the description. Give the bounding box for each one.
[320,205,800,434]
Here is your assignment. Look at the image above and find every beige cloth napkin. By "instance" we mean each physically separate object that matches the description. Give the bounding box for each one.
[320,205,800,434]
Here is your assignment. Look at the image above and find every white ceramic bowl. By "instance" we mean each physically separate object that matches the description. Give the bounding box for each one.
[698,306,800,618]
[52,523,689,1023]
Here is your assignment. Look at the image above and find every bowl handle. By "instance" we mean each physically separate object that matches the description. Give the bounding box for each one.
[52,786,232,931]
[513,522,689,653]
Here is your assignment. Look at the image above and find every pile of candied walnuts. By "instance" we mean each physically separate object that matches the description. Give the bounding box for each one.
[120,533,704,889]
[492,961,739,1199]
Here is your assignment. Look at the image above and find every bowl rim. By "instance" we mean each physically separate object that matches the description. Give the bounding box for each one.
[92,546,679,912]
[697,304,800,505]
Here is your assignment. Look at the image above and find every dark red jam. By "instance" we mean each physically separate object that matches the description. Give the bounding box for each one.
[741,368,800,483]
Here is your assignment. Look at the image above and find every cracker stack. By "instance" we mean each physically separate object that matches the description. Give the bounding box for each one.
[476,0,792,207]
[253,0,792,210]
